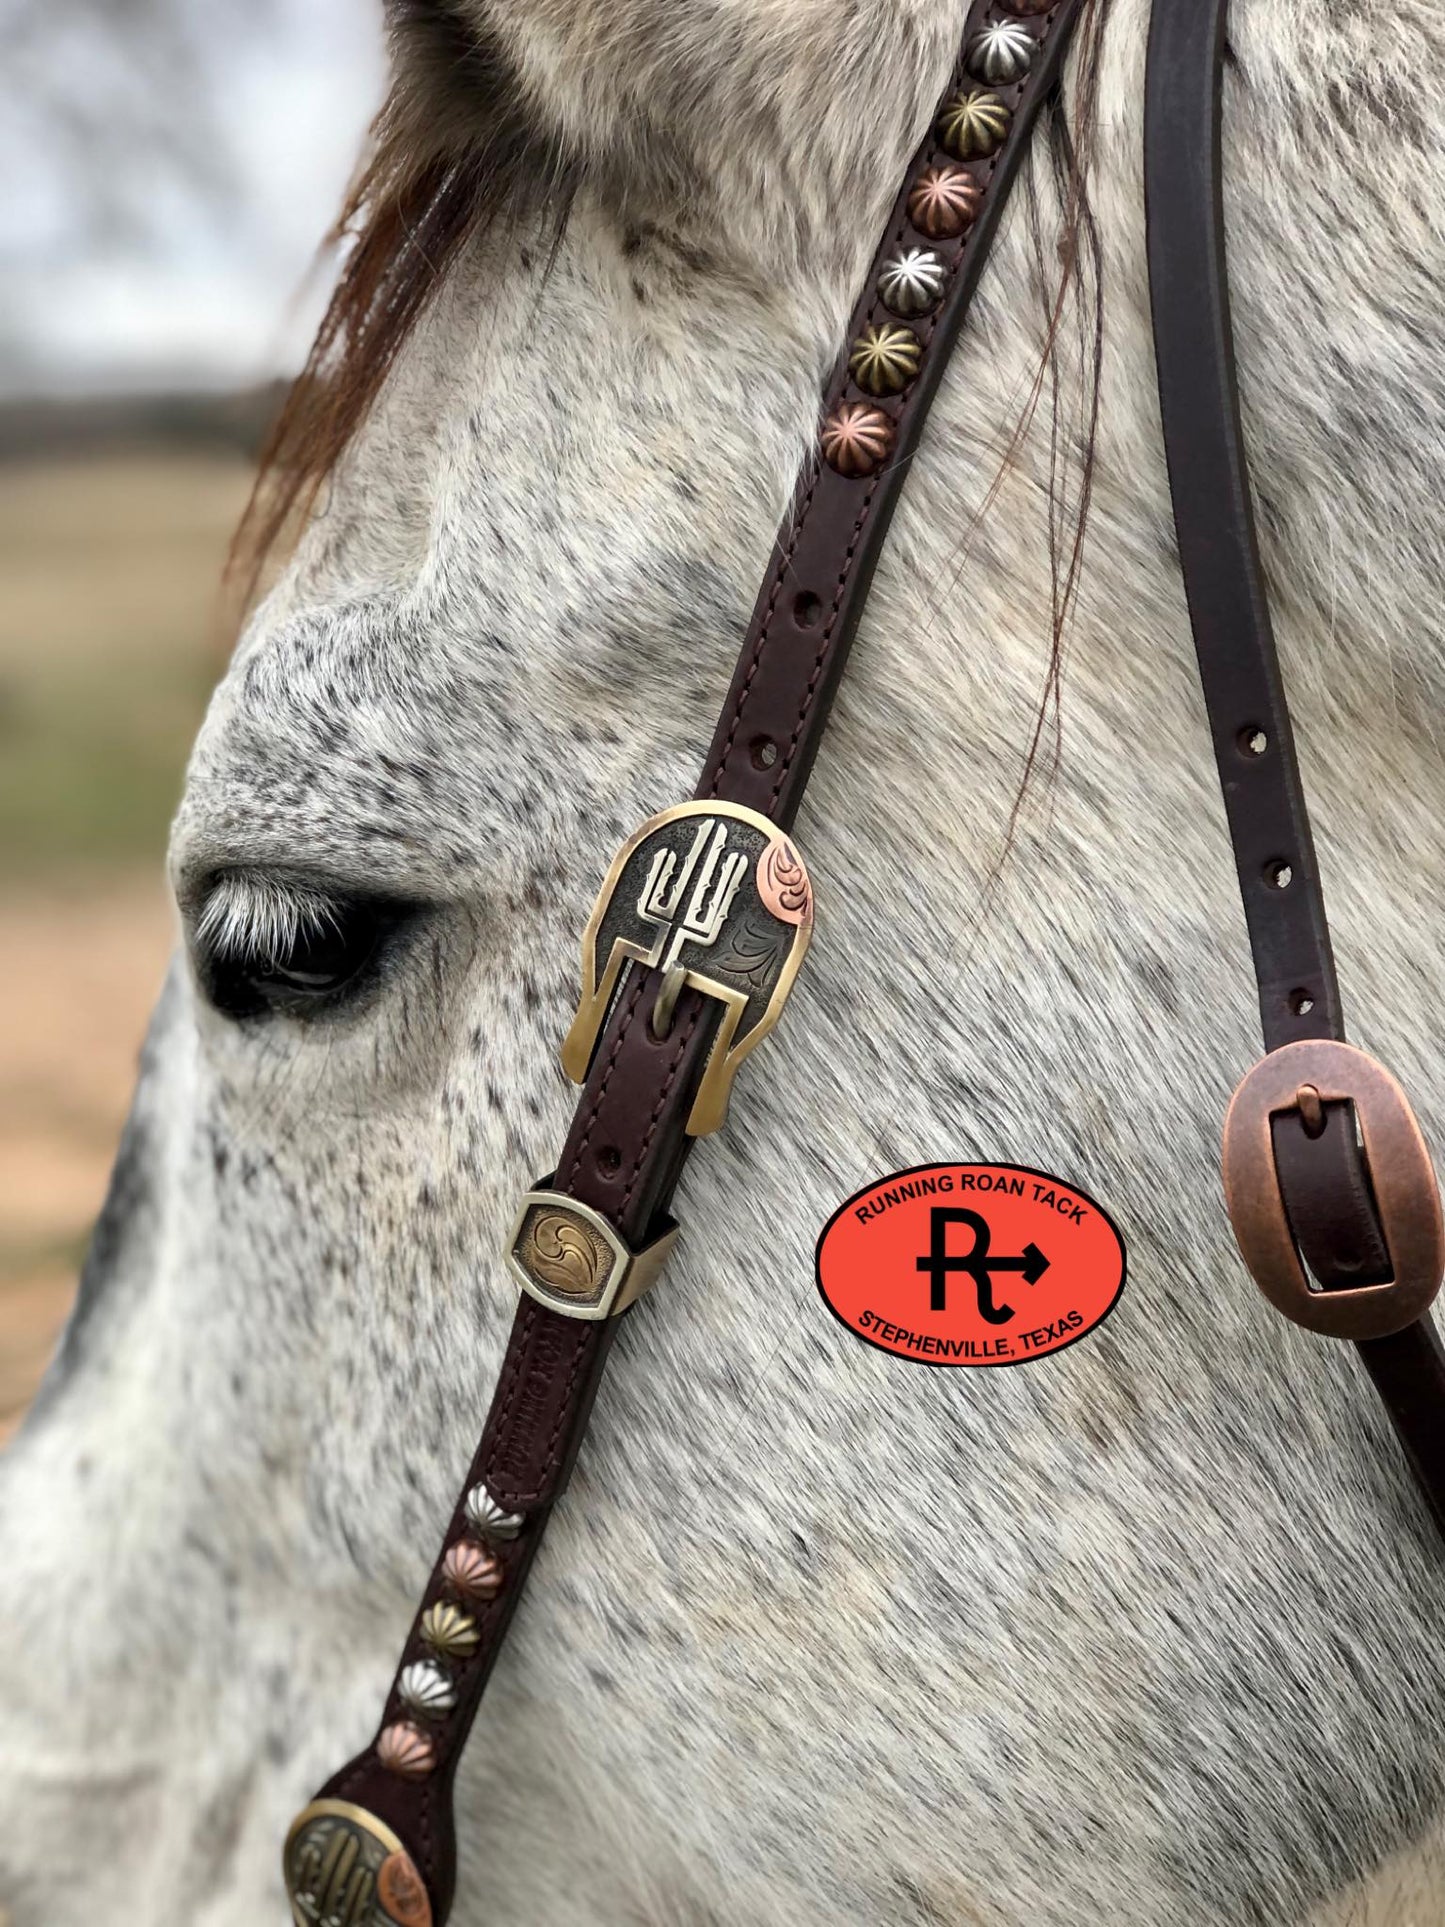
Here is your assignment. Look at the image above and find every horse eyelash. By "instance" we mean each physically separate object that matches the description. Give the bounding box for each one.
[194,873,343,968]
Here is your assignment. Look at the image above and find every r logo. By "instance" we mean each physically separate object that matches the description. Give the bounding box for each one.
[915,1206,1050,1324]
[817,1163,1126,1370]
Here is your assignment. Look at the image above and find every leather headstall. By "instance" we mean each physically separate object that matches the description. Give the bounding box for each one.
[284,2,1445,1921]
[1146,0,1445,1510]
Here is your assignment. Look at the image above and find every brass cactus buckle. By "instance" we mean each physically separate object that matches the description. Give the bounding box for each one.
[508,1185,679,1321]
[285,1799,432,1926]
[1222,1039,1445,1340]
[561,801,813,1136]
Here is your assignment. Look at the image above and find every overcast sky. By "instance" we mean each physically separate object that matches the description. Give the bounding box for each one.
[1,0,386,397]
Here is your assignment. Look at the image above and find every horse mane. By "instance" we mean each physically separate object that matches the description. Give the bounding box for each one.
[229,4,574,609]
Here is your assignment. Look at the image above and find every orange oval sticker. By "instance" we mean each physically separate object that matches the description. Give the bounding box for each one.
[816,1163,1126,1368]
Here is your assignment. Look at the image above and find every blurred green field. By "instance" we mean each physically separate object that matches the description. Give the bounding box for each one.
[0,454,249,877]
[0,450,251,1433]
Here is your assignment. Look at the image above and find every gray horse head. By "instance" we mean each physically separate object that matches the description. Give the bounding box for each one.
[5,3,1445,1921]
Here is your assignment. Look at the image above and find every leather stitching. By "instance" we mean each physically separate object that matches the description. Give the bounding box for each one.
[487,1296,538,1452]
[620,1000,704,1215]
[302,4,1080,1896]
[561,972,650,1188]
[501,1332,592,1507]
[488,992,704,1507]
[703,11,1052,808]
[704,467,821,797]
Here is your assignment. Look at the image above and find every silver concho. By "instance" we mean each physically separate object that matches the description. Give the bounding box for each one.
[397,1660,456,1720]
[285,1801,432,1927]
[561,802,814,1136]
[876,247,947,317]
[966,20,1035,84]
[464,1484,524,1542]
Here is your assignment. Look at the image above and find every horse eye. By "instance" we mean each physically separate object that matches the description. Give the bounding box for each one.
[196,889,396,1020]
[260,917,375,993]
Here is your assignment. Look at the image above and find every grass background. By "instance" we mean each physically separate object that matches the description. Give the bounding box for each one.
[0,457,244,876]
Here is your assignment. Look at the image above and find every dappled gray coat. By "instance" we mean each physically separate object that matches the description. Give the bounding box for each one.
[4,1,1445,1922]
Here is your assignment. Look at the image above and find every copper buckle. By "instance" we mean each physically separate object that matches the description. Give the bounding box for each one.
[1222,1039,1445,1340]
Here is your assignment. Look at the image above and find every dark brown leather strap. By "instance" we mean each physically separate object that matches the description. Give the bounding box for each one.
[1145,0,1444,1527]
[1270,1104,1391,1295]
[291,6,1091,1920]
[1143,0,1338,1058]
[1358,1321,1445,1522]
[698,0,1083,830]
[315,981,718,1919]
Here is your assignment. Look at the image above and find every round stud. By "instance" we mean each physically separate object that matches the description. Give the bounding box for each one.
[966,20,1035,85]
[848,323,923,398]
[443,1539,504,1606]
[420,1601,480,1660]
[378,1722,437,1781]
[397,1660,457,1721]
[820,402,896,477]
[907,165,983,240]
[877,247,947,318]
[937,87,1012,161]
[464,1484,524,1543]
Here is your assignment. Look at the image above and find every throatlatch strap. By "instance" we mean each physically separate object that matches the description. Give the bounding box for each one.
[287,3,1090,1920]
[1145,0,1445,1526]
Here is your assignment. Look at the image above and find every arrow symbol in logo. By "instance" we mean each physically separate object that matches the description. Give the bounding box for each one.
[915,1207,1050,1324]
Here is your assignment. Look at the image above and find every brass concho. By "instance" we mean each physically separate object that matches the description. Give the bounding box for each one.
[285,1800,432,1927]
[508,1188,679,1320]
[561,802,814,1136]
[525,1208,612,1300]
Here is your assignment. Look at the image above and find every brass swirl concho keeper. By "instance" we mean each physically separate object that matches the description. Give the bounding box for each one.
[561,801,814,1137]
[285,1800,432,1927]
[508,1186,680,1320]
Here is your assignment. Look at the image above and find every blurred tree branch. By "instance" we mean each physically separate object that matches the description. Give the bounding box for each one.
[0,0,278,249]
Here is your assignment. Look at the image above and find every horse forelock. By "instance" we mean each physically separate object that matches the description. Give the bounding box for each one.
[231,2,578,612]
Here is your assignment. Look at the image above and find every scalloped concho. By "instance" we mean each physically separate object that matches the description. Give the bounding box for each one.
[561,802,813,1137]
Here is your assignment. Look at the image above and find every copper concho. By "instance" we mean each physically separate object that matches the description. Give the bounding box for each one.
[1222,1039,1444,1340]
[285,1800,432,1927]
